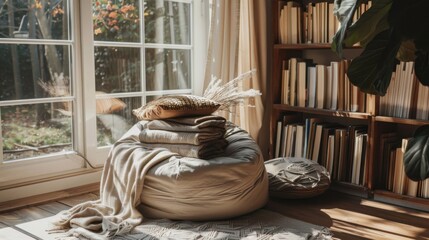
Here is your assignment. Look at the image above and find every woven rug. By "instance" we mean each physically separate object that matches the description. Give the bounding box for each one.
[16,209,332,240]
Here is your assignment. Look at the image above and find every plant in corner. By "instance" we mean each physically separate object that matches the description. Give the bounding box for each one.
[331,0,429,181]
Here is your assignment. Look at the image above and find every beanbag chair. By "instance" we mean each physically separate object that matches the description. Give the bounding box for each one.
[129,121,269,220]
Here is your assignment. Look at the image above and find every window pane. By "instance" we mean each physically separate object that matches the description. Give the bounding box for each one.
[145,48,191,91]
[93,0,140,42]
[95,46,141,93]
[96,96,141,147]
[0,44,71,101]
[1,103,73,161]
[144,0,191,44]
[0,0,70,40]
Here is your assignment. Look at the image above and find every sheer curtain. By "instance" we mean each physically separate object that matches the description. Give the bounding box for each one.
[204,0,269,158]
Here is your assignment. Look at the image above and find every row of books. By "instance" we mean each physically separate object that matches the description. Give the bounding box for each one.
[281,58,367,112]
[416,81,429,120]
[278,1,372,44]
[380,134,429,198]
[275,116,368,185]
[379,61,429,120]
[379,61,418,119]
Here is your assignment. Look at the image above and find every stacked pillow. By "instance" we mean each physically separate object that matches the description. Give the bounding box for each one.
[133,95,220,120]
[133,95,227,159]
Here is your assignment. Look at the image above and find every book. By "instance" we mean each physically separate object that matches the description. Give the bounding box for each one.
[316,64,326,109]
[336,128,349,181]
[337,60,345,111]
[325,65,332,109]
[326,134,336,177]
[281,60,287,104]
[330,61,339,110]
[289,58,298,106]
[295,124,305,157]
[311,123,323,161]
[320,125,336,167]
[305,118,324,159]
[275,120,283,158]
[297,61,307,107]
[359,134,368,185]
[347,126,367,183]
[307,66,317,108]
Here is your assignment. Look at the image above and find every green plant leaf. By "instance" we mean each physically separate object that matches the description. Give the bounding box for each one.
[415,50,429,86]
[404,125,429,181]
[331,0,359,57]
[343,0,392,48]
[396,40,416,62]
[347,30,400,95]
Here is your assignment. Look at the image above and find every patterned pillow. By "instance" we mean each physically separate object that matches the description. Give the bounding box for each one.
[133,95,220,120]
[265,157,331,199]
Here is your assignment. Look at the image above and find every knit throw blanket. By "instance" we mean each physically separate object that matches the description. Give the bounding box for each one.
[52,129,178,239]
[52,115,227,239]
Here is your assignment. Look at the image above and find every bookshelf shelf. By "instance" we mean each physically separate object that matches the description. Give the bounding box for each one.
[274,43,332,50]
[373,190,429,212]
[273,104,371,120]
[269,0,429,211]
[375,116,429,126]
[274,43,361,50]
[330,181,369,198]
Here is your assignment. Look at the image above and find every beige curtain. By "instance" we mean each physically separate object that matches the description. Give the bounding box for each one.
[204,0,269,159]
[204,1,240,90]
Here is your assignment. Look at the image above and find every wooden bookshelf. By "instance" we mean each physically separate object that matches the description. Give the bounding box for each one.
[269,0,429,210]
[273,104,371,120]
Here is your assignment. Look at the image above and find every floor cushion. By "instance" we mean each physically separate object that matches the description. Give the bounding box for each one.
[126,121,269,221]
[265,157,330,199]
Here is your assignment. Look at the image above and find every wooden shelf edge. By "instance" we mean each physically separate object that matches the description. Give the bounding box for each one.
[330,181,369,199]
[373,190,429,212]
[273,104,371,119]
[274,43,361,50]
[375,116,429,125]
[274,43,332,49]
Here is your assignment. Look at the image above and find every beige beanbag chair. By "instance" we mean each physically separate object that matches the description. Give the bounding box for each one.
[127,121,269,220]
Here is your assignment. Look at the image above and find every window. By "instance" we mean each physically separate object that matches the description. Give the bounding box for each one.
[0,0,207,188]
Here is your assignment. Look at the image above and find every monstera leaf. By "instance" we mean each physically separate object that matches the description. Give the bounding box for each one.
[404,125,429,181]
[347,30,400,95]
[340,0,392,48]
[332,0,398,95]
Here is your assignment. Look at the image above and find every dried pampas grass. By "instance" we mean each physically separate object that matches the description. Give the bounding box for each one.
[203,69,261,111]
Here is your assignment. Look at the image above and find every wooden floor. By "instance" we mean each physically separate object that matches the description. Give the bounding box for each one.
[0,190,428,240]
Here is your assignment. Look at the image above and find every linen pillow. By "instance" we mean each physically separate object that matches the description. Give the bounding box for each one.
[133,95,220,120]
[265,157,331,199]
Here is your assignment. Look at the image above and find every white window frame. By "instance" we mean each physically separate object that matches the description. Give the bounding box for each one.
[0,0,209,199]
[0,0,87,186]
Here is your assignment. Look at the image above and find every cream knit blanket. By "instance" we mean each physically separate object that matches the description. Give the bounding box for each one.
[53,128,178,239]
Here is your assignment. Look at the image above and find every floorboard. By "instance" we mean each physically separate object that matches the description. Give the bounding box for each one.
[265,190,429,240]
[0,188,428,239]
[36,202,70,215]
[0,206,53,227]
[58,193,99,207]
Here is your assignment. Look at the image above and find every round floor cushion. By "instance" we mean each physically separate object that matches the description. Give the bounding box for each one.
[265,157,330,199]
[128,122,269,221]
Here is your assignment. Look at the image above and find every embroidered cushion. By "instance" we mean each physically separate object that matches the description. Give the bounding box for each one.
[265,157,331,199]
[133,95,220,120]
